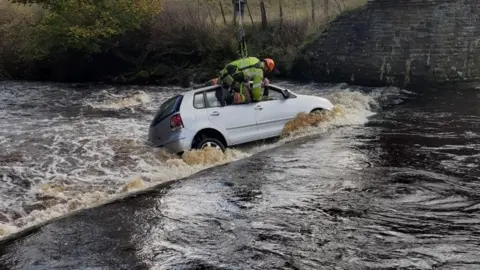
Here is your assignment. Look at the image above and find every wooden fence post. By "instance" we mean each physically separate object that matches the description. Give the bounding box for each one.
[207,8,215,27]
[260,1,267,30]
[219,1,227,25]
[311,0,315,22]
[324,0,329,20]
[279,0,283,28]
[197,0,201,21]
[246,3,255,27]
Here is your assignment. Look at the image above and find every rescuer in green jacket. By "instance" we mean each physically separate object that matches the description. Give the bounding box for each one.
[221,57,275,104]
[199,57,276,105]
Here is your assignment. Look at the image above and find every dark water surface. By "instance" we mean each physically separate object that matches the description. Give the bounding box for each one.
[0,80,377,235]
[0,84,479,269]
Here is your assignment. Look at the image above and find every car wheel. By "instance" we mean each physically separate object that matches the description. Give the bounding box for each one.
[195,137,226,152]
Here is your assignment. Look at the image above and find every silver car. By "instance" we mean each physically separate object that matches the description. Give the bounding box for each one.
[148,84,334,154]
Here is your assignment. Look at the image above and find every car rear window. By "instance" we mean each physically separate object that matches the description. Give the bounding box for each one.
[150,95,183,126]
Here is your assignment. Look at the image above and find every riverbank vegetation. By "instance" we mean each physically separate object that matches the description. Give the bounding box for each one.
[0,0,367,86]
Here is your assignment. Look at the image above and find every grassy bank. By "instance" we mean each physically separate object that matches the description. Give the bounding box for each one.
[0,0,366,87]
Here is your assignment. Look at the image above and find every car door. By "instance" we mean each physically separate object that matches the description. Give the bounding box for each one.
[254,88,300,139]
[204,89,259,145]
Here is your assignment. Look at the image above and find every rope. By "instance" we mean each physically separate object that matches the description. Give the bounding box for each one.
[237,0,248,58]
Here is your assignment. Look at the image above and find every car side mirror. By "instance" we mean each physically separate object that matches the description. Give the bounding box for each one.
[282,89,290,99]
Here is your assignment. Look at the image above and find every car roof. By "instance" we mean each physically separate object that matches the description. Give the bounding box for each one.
[181,85,222,96]
[181,83,295,97]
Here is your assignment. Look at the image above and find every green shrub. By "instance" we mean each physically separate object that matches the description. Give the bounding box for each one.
[0,1,37,79]
[10,0,163,59]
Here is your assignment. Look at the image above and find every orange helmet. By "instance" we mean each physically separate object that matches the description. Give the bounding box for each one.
[263,58,275,72]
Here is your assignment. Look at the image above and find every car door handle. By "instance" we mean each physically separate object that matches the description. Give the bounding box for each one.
[254,105,263,110]
[210,111,220,116]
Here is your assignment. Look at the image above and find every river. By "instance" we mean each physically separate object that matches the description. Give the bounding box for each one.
[0,81,479,269]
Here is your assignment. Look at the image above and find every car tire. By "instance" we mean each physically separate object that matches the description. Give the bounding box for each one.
[195,137,226,152]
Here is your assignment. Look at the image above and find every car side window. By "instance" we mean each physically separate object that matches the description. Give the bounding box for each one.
[193,92,205,109]
[263,88,296,101]
[265,89,285,100]
[205,90,222,108]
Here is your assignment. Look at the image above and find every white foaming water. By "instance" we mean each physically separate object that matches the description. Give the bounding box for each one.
[86,90,152,111]
[0,82,400,239]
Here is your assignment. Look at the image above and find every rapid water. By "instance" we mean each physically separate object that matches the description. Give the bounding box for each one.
[1,81,478,269]
[0,81,396,238]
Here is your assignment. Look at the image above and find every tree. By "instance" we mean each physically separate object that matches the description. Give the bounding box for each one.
[9,0,163,59]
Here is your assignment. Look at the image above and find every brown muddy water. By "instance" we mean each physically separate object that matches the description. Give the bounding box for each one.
[0,81,478,269]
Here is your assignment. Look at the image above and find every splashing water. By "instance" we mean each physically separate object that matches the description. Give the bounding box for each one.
[86,90,152,111]
[0,81,405,238]
[120,176,147,193]
[281,105,346,138]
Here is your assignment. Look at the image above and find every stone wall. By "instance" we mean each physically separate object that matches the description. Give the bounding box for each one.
[291,0,480,90]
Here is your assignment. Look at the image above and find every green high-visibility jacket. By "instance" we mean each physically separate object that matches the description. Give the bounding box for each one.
[219,57,265,102]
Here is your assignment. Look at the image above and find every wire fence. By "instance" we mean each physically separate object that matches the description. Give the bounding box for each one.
[163,0,365,29]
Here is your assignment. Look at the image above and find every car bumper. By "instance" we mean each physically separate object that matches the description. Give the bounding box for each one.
[148,127,192,154]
